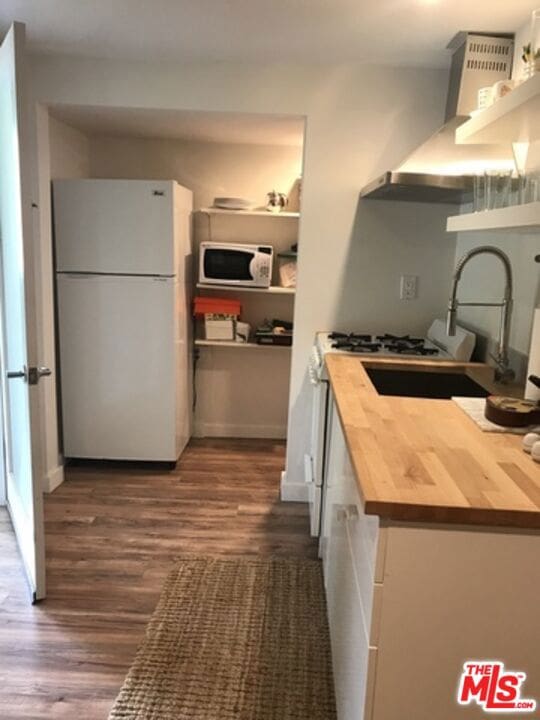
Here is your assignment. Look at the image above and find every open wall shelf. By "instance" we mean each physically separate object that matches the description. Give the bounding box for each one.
[198,208,300,218]
[195,339,292,350]
[456,74,540,145]
[447,201,540,234]
[196,283,295,295]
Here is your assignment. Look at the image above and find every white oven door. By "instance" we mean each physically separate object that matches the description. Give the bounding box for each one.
[305,374,329,537]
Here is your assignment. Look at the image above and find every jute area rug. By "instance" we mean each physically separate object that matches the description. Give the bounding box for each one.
[108,557,337,719]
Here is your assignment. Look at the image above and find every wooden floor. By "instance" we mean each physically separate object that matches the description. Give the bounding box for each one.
[0,439,317,720]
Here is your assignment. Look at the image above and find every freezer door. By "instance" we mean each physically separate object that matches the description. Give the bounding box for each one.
[53,179,176,275]
[57,274,184,461]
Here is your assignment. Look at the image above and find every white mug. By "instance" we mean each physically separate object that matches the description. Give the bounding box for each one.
[492,79,515,102]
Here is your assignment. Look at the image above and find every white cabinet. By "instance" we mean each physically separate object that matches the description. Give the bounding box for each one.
[323,397,381,720]
[322,389,540,720]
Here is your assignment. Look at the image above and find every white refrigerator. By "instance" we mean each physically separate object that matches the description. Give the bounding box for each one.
[54,179,193,462]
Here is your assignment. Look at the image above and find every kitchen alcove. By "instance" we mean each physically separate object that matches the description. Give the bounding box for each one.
[46,103,305,439]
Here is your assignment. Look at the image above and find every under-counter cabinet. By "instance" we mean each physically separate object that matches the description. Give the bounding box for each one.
[322,387,540,720]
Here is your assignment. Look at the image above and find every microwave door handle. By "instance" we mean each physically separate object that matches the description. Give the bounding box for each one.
[248,254,258,281]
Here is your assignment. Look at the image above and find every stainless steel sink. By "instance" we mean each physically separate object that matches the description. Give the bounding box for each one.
[365,368,490,400]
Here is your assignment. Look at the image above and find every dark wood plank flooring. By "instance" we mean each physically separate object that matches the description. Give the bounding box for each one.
[0,439,317,719]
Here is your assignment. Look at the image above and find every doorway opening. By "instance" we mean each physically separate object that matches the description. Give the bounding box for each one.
[42,104,306,473]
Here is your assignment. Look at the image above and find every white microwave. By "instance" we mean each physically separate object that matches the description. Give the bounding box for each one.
[199,242,273,287]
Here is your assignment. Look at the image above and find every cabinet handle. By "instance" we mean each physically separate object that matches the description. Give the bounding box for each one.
[335,506,347,523]
[335,504,359,523]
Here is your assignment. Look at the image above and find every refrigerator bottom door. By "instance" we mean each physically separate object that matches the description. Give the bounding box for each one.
[57,274,186,461]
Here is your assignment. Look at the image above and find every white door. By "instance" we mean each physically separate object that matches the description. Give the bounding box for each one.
[0,23,48,601]
[52,179,176,275]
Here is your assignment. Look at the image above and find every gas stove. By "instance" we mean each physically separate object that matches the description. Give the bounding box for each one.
[322,331,452,359]
[309,322,476,384]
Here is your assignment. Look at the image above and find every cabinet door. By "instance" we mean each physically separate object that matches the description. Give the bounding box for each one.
[320,396,345,572]
[324,395,374,720]
[327,502,372,720]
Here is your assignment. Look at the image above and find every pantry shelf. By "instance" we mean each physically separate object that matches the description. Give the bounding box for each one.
[446,201,540,233]
[196,283,295,295]
[455,73,540,145]
[198,208,300,218]
[195,339,292,350]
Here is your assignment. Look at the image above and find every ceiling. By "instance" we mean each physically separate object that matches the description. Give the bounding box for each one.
[49,105,306,146]
[1,0,537,68]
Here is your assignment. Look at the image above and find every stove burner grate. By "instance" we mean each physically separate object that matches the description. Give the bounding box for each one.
[389,345,439,356]
[377,333,425,346]
[329,332,372,343]
[327,331,442,357]
[331,339,381,353]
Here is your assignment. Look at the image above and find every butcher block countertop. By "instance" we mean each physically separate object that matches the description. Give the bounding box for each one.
[325,354,540,529]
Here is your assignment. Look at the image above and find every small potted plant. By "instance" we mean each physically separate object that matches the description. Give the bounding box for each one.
[266,190,288,214]
[522,42,540,79]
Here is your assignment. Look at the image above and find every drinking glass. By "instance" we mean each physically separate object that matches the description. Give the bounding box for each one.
[523,171,540,204]
[508,172,521,207]
[496,170,514,208]
[473,173,486,212]
[484,171,512,210]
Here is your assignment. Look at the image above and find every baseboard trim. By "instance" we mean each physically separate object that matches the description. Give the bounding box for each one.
[193,422,287,439]
[280,471,309,502]
[43,465,64,493]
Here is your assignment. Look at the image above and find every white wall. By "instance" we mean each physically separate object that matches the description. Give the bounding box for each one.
[49,115,90,179]
[88,135,302,209]
[87,133,302,437]
[453,229,540,371]
[30,56,451,499]
[33,111,92,492]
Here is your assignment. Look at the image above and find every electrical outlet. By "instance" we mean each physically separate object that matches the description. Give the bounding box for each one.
[400,274,418,301]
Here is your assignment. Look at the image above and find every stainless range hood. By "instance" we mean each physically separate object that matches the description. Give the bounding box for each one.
[360,171,472,204]
[360,32,515,204]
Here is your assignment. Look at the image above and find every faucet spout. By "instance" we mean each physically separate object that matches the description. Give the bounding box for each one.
[446,303,457,336]
[446,245,514,383]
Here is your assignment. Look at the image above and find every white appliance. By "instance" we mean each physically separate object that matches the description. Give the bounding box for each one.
[306,321,476,538]
[198,242,273,287]
[54,179,193,462]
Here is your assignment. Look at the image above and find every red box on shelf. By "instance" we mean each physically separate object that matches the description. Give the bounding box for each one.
[193,296,241,318]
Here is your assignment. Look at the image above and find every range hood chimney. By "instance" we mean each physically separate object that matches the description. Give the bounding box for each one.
[361,32,515,204]
[445,32,514,120]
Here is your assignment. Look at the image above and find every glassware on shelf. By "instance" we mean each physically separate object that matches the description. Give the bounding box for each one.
[472,164,538,212]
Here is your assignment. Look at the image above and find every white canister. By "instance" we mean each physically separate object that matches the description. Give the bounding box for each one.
[525,308,540,400]
[477,86,494,111]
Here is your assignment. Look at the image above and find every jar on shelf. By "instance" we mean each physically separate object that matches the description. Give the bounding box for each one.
[277,251,297,288]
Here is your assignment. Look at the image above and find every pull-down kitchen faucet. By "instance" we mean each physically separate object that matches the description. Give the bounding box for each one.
[447,245,514,383]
